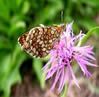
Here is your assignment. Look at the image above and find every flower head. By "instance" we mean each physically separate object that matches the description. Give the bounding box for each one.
[43,22,96,92]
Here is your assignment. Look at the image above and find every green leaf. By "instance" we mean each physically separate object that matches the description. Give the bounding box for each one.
[81,0,99,7]
[10,20,26,36]
[34,0,63,25]
[21,1,30,14]
[33,58,45,89]
[0,0,10,21]
[78,18,97,30]
[0,44,26,97]
[0,36,12,50]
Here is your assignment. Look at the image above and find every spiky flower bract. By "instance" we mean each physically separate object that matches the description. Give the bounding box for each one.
[43,22,96,92]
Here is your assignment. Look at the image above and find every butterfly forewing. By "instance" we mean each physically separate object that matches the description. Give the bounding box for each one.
[18,24,65,58]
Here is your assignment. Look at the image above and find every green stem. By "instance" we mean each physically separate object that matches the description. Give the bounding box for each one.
[60,84,68,97]
[81,27,99,45]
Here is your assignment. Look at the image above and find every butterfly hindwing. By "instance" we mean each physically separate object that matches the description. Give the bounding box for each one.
[18,24,65,58]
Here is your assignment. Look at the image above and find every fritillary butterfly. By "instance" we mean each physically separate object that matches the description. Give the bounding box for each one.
[18,24,65,58]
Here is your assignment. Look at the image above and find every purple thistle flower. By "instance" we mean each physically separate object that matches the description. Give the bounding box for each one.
[43,22,97,93]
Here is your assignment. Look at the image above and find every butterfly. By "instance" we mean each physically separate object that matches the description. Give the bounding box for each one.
[18,24,65,58]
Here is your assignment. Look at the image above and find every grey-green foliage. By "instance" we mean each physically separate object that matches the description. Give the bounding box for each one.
[0,0,99,97]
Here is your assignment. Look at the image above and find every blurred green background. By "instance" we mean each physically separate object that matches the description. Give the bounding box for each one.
[0,0,99,97]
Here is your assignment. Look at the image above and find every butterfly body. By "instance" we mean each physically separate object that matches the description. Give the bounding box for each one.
[18,24,65,58]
